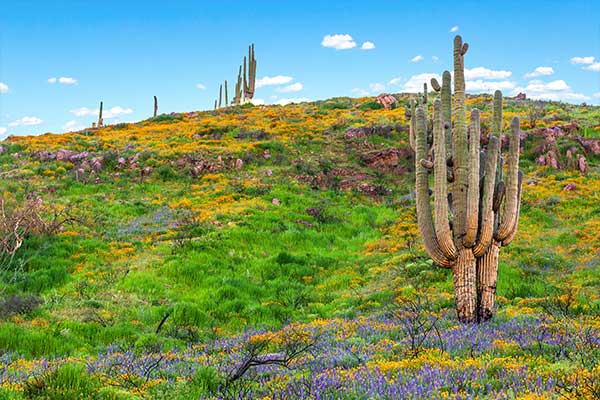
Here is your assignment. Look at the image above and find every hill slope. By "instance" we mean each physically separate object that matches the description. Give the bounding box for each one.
[0,95,599,399]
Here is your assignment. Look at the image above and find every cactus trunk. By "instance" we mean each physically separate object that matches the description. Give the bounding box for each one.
[477,242,500,321]
[412,35,522,323]
[153,96,158,118]
[98,101,103,127]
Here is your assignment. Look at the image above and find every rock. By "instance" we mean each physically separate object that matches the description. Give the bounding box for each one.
[562,183,577,191]
[306,208,322,219]
[578,154,588,174]
[272,198,281,206]
[375,93,398,110]
[0,146,6,154]
[263,149,271,159]
[235,159,244,169]
[516,92,527,101]
[264,169,273,177]
[361,148,401,168]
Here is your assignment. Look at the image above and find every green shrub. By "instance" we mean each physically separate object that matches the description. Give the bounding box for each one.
[358,101,383,111]
[24,363,101,400]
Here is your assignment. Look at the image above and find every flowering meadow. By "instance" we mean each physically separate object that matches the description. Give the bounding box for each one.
[0,96,598,399]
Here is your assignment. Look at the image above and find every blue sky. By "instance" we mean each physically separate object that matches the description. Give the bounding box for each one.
[1,0,599,138]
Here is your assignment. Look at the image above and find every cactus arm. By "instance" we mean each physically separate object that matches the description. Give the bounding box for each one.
[452,35,469,246]
[433,99,458,260]
[415,106,453,268]
[492,90,503,136]
[409,100,416,151]
[501,170,523,246]
[431,78,441,92]
[495,117,521,241]
[464,109,481,247]
[442,71,453,158]
[473,136,500,257]
[423,83,428,104]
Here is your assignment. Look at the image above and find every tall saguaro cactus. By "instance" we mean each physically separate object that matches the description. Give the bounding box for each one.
[98,101,104,127]
[233,66,243,106]
[243,43,256,101]
[412,36,523,322]
[153,96,158,118]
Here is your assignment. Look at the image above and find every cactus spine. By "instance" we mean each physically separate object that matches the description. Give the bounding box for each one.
[412,36,522,322]
[98,101,103,127]
[153,96,158,118]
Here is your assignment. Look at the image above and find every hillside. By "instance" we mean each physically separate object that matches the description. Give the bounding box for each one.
[0,95,599,399]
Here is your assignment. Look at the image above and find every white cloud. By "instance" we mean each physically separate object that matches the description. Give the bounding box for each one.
[450,26,459,32]
[403,73,441,93]
[0,127,6,136]
[276,82,303,93]
[464,67,512,80]
[513,79,589,102]
[9,116,43,126]
[63,120,85,132]
[59,77,77,84]
[466,80,516,92]
[196,83,206,89]
[369,83,385,93]
[432,56,439,62]
[594,92,600,98]
[411,55,424,63]
[388,77,403,85]
[104,106,133,118]
[570,56,595,65]
[70,107,95,117]
[250,98,265,105]
[584,62,600,72]
[527,79,569,91]
[524,66,554,79]
[48,77,77,84]
[351,88,370,96]
[0,82,8,93]
[274,97,310,105]
[256,75,293,88]
[70,105,133,119]
[361,41,375,50]
[321,34,356,50]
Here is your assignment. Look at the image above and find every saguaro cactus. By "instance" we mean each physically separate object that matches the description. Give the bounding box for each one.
[153,96,158,118]
[218,84,223,109]
[243,43,256,101]
[233,66,243,106]
[412,36,523,322]
[98,101,103,127]
[225,80,229,107]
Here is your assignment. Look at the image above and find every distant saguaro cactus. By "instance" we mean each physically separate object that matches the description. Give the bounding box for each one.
[225,80,229,107]
[411,36,523,323]
[233,66,243,106]
[243,43,256,101]
[218,84,223,109]
[153,96,158,118]
[98,101,103,127]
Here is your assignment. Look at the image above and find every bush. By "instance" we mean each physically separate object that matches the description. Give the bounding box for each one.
[24,363,101,400]
[358,101,383,111]
[0,294,42,318]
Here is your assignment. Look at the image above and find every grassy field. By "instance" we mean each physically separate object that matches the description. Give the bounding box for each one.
[0,95,599,399]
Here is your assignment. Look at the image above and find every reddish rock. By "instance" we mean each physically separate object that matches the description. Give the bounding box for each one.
[375,93,398,110]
